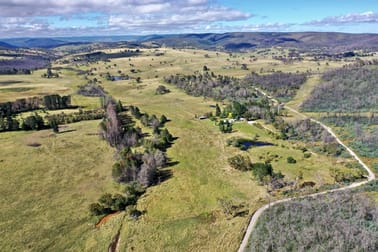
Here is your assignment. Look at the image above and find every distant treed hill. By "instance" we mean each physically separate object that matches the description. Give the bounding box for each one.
[2,32,378,52]
[301,65,378,112]
[141,32,378,52]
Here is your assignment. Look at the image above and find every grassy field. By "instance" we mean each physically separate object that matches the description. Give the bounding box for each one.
[0,47,366,251]
[0,120,123,251]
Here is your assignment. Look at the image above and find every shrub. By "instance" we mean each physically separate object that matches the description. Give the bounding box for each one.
[251,162,273,182]
[228,154,252,171]
[287,156,297,164]
[303,152,311,158]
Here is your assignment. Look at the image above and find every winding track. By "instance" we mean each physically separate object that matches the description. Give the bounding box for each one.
[237,90,376,252]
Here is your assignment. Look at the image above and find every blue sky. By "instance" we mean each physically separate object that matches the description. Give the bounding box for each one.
[0,0,377,38]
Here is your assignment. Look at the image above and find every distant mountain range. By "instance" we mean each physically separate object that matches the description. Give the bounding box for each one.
[1,32,378,52]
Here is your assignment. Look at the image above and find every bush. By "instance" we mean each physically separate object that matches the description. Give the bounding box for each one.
[228,154,252,171]
[303,152,311,158]
[155,85,170,95]
[251,162,273,182]
[287,156,297,163]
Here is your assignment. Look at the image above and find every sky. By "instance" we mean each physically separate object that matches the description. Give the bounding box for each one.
[0,0,377,38]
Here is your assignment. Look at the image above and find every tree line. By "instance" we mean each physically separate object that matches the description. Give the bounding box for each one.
[0,94,73,117]
[91,99,174,216]
[0,109,105,133]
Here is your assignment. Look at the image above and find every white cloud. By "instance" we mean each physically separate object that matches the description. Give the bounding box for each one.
[0,0,254,36]
[306,11,378,26]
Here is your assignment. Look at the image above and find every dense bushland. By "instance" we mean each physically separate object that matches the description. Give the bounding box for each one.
[164,71,256,102]
[0,57,48,74]
[301,66,378,112]
[249,181,378,251]
[245,72,307,100]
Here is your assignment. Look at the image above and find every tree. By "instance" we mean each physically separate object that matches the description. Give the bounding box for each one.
[89,203,106,216]
[49,117,59,133]
[252,162,273,182]
[219,120,232,133]
[160,114,168,125]
[287,156,297,164]
[138,153,157,186]
[215,104,221,117]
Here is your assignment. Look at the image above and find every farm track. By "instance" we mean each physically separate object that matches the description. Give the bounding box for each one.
[237,90,376,252]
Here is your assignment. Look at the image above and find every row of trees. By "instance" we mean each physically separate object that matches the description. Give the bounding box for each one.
[0,94,73,117]
[91,99,175,216]
[0,109,105,133]
[99,101,174,187]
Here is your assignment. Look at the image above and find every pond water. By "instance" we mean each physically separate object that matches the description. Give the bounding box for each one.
[241,140,274,150]
[112,76,130,81]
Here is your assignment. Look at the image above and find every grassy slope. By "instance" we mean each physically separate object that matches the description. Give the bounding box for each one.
[0,120,123,251]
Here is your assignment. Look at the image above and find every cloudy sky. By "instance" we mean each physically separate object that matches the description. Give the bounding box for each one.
[0,0,377,38]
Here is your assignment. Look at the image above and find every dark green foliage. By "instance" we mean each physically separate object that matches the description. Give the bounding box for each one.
[0,97,40,117]
[89,187,146,216]
[49,117,59,133]
[160,114,168,126]
[251,162,273,182]
[0,116,19,131]
[219,120,232,133]
[287,156,296,164]
[228,154,252,171]
[129,105,141,119]
[43,94,72,110]
[250,189,378,251]
[303,152,312,158]
[116,100,124,113]
[301,66,378,112]
[245,71,307,100]
[46,109,105,125]
[89,203,108,216]
[215,103,221,117]
[21,113,44,130]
